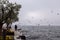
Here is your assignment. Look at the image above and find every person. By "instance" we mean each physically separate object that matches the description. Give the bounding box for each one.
[2,23,7,40]
[15,25,17,31]
[6,26,14,40]
[14,25,19,40]
[7,26,14,35]
[2,28,7,40]
[14,25,26,40]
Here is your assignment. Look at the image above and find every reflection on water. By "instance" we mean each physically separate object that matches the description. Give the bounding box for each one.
[18,26,60,40]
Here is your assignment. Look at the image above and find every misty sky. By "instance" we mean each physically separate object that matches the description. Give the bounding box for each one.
[9,0,60,26]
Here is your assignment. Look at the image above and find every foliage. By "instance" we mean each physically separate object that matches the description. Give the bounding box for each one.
[0,0,21,24]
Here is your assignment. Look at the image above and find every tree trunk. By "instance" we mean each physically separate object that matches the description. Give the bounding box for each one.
[0,23,3,36]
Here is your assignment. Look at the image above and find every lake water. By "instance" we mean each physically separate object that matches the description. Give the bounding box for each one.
[16,26,60,40]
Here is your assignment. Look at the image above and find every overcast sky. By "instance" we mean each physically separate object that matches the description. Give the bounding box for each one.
[9,0,60,26]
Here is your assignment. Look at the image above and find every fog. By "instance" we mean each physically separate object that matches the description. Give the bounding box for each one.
[9,0,60,26]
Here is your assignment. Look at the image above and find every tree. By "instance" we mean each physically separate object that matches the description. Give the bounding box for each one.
[0,0,21,35]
